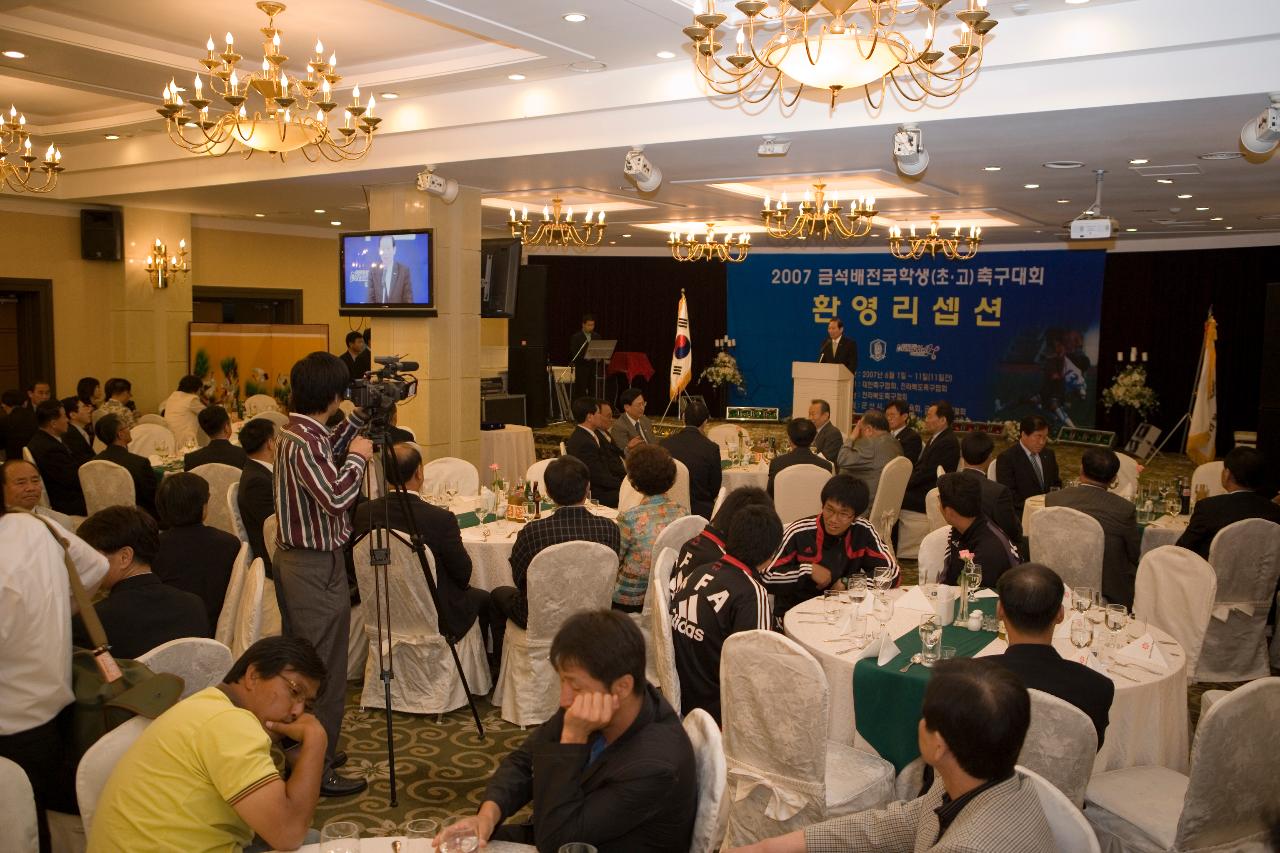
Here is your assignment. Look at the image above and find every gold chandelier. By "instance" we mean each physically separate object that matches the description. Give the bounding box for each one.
[157,1,378,161]
[1,104,63,193]
[145,238,190,289]
[888,215,981,260]
[761,182,877,240]
[669,224,751,263]
[508,199,606,249]
[682,0,998,108]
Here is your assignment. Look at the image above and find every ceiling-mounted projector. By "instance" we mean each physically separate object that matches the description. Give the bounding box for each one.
[1069,169,1118,240]
[1240,94,1280,155]
[623,146,662,192]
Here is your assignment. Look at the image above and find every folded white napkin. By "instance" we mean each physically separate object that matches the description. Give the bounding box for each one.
[974,588,999,599]
[876,627,901,667]
[1052,620,1072,640]
[973,637,1007,658]
[1210,601,1255,622]
[1066,649,1111,676]
[1115,634,1168,674]
[895,586,933,612]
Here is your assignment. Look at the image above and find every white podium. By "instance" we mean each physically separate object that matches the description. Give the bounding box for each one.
[791,362,854,435]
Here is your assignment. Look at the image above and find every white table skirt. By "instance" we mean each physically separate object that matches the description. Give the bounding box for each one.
[481,425,536,484]
[722,462,769,493]
[783,589,1190,774]
[1140,514,1190,556]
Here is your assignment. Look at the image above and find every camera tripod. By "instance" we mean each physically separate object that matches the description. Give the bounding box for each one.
[359,431,486,808]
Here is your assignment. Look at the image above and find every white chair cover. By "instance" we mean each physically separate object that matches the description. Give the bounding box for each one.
[227,482,249,545]
[895,510,930,561]
[708,424,751,459]
[683,708,729,853]
[76,717,150,836]
[262,515,279,565]
[353,537,491,713]
[710,485,728,520]
[1196,518,1280,682]
[988,457,999,481]
[894,757,926,802]
[916,525,951,585]
[215,543,251,647]
[1272,590,1280,671]
[773,465,831,526]
[720,631,894,848]
[1017,765,1100,853]
[525,458,553,493]
[256,410,289,429]
[867,455,912,550]
[619,462,695,514]
[492,541,619,726]
[617,477,643,512]
[136,637,233,700]
[243,394,279,417]
[231,557,266,657]
[1111,454,1140,500]
[1190,461,1226,500]
[1085,677,1280,853]
[1029,506,1105,591]
[924,486,946,531]
[78,459,135,515]
[1020,689,1097,808]
[135,413,168,428]
[642,547,681,687]
[558,441,567,456]
[128,423,175,458]
[421,457,480,497]
[649,553,681,711]
[0,756,38,853]
[189,463,242,537]
[650,514,707,578]
[1132,546,1216,680]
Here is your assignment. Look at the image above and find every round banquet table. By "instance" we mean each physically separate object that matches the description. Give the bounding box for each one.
[480,424,537,484]
[721,461,769,493]
[288,838,535,852]
[782,588,1189,775]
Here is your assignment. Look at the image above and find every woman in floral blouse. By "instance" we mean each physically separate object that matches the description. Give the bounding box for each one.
[612,444,688,611]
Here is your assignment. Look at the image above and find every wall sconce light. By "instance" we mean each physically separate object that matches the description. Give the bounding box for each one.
[145,237,189,289]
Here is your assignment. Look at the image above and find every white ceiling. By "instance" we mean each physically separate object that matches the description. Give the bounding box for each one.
[0,0,1277,249]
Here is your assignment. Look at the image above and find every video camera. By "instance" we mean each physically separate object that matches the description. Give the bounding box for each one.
[348,355,419,439]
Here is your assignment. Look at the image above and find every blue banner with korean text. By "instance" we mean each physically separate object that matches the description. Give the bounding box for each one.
[726,251,1106,428]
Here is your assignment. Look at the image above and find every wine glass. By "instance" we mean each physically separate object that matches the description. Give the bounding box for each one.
[320,820,360,853]
[873,566,894,595]
[1105,603,1129,639]
[438,816,480,853]
[1071,586,1093,617]
[918,614,942,666]
[1069,616,1092,650]
[823,590,842,625]
[871,593,894,631]
[964,563,983,601]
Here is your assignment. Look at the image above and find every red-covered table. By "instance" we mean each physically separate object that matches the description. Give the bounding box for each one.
[608,351,655,384]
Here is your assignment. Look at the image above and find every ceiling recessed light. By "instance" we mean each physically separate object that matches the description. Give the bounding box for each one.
[1195,207,1209,211]
[183,121,198,128]
[563,13,587,23]
[314,208,326,214]
[1210,216,1223,221]
[2,50,25,59]
[1225,226,1233,230]
[1042,160,1084,169]
[622,233,632,238]
[330,220,342,226]
[1156,179,1174,184]
[656,50,676,59]
[1125,228,1137,232]
[568,60,607,72]
[254,213,266,218]
[983,166,1001,171]
[1024,183,1040,189]
[104,134,120,140]
[1176,194,1193,199]
[1128,158,1149,165]
[507,73,526,81]
[378,92,399,100]
[609,240,617,245]
[1065,0,1091,5]
[1056,199,1070,204]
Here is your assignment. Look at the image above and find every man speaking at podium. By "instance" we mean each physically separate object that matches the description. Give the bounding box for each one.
[817,318,857,376]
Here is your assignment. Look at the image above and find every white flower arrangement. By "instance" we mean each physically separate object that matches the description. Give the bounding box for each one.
[1102,365,1158,418]
[1002,420,1022,444]
[700,352,746,393]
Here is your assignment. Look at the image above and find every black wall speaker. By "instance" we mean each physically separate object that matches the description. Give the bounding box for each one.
[507,344,549,428]
[507,263,547,348]
[80,209,123,261]
[1258,282,1280,493]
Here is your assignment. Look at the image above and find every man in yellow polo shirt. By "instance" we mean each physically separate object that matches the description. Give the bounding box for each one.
[88,637,330,852]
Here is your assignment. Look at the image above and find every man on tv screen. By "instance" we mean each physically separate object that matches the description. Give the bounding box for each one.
[370,235,413,303]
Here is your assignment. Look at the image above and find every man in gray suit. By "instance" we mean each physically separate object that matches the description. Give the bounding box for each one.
[1046,447,1140,608]
[609,388,654,453]
[729,659,1054,853]
[836,409,901,504]
[808,399,844,465]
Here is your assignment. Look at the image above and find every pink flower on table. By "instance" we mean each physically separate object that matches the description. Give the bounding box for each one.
[960,549,974,560]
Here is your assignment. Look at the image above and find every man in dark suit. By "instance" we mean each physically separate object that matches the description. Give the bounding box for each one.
[766,417,833,497]
[61,396,95,465]
[353,443,491,647]
[564,396,622,507]
[885,398,922,466]
[2,381,47,461]
[817,317,857,375]
[1047,448,1141,607]
[27,400,88,516]
[594,401,628,486]
[339,330,371,383]
[184,406,248,471]
[72,505,209,658]
[989,563,1114,747]
[996,415,1061,515]
[95,413,158,519]
[153,472,242,629]
[958,431,1022,542]
[807,398,843,465]
[1177,447,1280,558]
[568,314,597,401]
[660,399,721,519]
[370,235,414,303]
[938,473,1020,588]
[902,400,961,513]
[236,417,277,578]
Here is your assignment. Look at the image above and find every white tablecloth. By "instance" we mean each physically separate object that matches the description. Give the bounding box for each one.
[722,462,769,493]
[1140,513,1190,556]
[291,838,534,852]
[481,425,536,484]
[783,589,1189,774]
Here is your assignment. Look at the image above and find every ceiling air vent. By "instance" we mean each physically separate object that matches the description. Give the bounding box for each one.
[1129,164,1203,177]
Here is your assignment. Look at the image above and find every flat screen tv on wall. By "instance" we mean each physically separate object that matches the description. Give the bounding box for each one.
[339,228,436,317]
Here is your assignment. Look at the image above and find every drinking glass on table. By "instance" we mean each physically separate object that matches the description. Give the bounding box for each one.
[873,566,894,594]
[404,819,441,853]
[823,590,842,625]
[1070,616,1093,650]
[919,614,942,666]
[872,593,894,630]
[964,563,983,601]
[438,815,481,853]
[846,614,868,649]
[320,820,360,853]
[1105,603,1129,639]
[1071,587,1093,617]
[848,577,868,608]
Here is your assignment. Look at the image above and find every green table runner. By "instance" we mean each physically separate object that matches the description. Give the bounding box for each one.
[852,622,998,771]
[456,502,554,529]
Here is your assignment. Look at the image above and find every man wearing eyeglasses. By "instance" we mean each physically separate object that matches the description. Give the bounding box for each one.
[759,474,898,620]
[87,637,329,853]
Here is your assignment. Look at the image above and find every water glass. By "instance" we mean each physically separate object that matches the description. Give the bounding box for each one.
[848,577,868,607]
[320,820,360,853]
[558,845,599,853]
[1071,586,1092,616]
[438,816,480,853]
[873,566,894,594]
[918,614,942,666]
[1105,603,1129,636]
[872,593,894,627]
[1070,616,1092,649]
[823,590,842,625]
[940,646,957,660]
[964,565,983,601]
[404,819,441,853]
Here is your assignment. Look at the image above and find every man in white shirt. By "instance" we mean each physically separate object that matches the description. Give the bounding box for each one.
[161,374,207,450]
[0,505,108,849]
